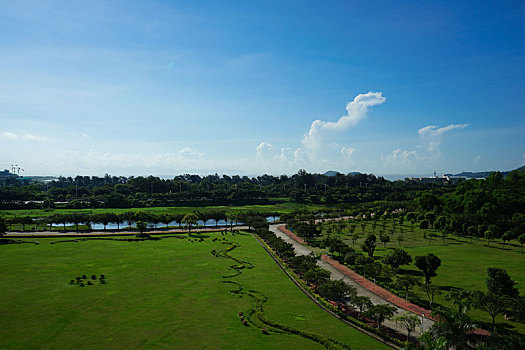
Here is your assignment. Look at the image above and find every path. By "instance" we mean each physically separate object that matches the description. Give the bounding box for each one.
[270,224,434,337]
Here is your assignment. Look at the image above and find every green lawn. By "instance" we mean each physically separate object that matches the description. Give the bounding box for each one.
[1,203,328,220]
[317,219,525,334]
[0,231,388,349]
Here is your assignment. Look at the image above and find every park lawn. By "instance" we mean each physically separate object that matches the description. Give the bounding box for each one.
[0,232,388,350]
[1,203,328,220]
[317,219,525,334]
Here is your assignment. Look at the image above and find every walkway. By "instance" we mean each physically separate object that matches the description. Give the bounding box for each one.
[271,224,435,337]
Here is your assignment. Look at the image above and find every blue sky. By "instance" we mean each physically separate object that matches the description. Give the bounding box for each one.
[1,0,524,177]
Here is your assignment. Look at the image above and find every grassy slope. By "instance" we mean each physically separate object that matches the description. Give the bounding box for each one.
[318,220,525,333]
[0,232,388,350]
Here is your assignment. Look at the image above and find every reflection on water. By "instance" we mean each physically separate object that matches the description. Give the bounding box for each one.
[52,216,280,230]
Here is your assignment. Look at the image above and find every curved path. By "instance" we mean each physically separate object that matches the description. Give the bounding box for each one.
[270,224,435,337]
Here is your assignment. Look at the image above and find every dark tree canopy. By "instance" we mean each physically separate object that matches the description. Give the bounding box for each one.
[381,248,412,269]
[486,267,519,298]
[415,253,441,285]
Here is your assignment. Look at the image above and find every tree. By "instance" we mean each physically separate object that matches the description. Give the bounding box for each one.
[98,212,112,230]
[519,233,525,254]
[445,288,474,312]
[365,304,397,329]
[162,214,173,229]
[419,283,441,310]
[379,233,390,247]
[472,291,512,330]
[182,213,198,234]
[123,211,135,229]
[19,216,33,231]
[304,267,330,290]
[392,312,421,341]
[318,280,357,308]
[430,306,476,350]
[0,217,7,236]
[484,227,495,247]
[394,275,419,300]
[501,231,513,246]
[351,232,361,247]
[351,295,372,319]
[486,267,519,298]
[361,233,377,258]
[135,221,149,238]
[382,248,412,269]
[415,254,441,285]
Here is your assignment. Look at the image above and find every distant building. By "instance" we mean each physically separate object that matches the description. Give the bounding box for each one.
[0,169,18,179]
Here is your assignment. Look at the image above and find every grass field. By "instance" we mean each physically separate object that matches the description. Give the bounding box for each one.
[0,231,388,349]
[316,219,525,334]
[0,203,328,220]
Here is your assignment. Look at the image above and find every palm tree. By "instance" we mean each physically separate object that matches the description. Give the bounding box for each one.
[430,306,476,349]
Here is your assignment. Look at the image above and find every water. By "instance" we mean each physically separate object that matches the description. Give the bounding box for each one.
[52,216,280,230]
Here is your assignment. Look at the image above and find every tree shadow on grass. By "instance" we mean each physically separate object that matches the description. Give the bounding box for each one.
[188,233,211,239]
[398,269,424,277]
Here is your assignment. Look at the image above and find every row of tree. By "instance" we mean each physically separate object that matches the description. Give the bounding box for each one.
[3,210,279,232]
[0,169,458,209]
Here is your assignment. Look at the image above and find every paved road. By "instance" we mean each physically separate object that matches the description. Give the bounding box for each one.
[269,223,434,337]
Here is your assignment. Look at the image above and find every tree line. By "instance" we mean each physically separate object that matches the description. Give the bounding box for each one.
[0,169,456,209]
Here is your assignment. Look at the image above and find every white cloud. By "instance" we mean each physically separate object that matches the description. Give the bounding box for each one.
[473,154,481,162]
[256,141,305,163]
[341,147,356,160]
[176,147,204,159]
[382,148,419,167]
[302,92,385,155]
[54,147,208,172]
[418,123,469,153]
[1,131,52,142]
[382,123,469,169]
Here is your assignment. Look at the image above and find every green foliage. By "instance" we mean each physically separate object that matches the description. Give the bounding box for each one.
[364,304,397,329]
[318,280,357,303]
[486,267,519,298]
[0,217,6,236]
[394,275,420,300]
[414,254,441,285]
[361,234,376,258]
[381,248,412,269]
[392,312,421,341]
[429,307,476,350]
